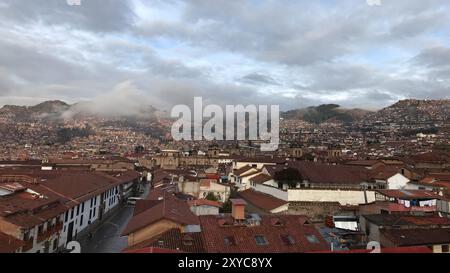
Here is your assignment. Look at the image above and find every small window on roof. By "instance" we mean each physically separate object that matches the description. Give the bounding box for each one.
[306,234,320,244]
[255,235,269,246]
[280,234,295,246]
[183,236,194,246]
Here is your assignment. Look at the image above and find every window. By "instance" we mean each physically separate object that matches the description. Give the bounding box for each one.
[280,234,296,246]
[23,231,31,241]
[82,202,85,213]
[306,235,320,244]
[254,235,269,246]
[442,245,449,253]
[80,215,84,226]
[76,205,80,216]
[64,211,68,222]
[224,236,237,246]
[38,224,44,235]
[70,208,74,219]
[182,235,194,246]
[48,220,54,230]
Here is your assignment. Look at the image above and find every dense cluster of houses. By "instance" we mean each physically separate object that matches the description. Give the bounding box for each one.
[0,146,449,253]
[0,160,142,253]
[117,148,450,253]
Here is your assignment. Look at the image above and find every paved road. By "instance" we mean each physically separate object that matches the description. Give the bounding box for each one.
[80,183,150,253]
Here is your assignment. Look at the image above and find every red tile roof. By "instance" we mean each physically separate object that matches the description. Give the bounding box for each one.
[363,214,450,227]
[133,200,161,216]
[287,161,368,185]
[233,165,254,176]
[234,157,286,164]
[146,184,177,200]
[249,173,273,184]
[188,199,221,208]
[122,196,199,236]
[122,228,205,253]
[199,215,328,253]
[0,232,25,253]
[410,151,450,164]
[238,189,288,212]
[345,160,380,167]
[376,189,443,200]
[369,165,405,180]
[0,169,138,229]
[381,228,450,247]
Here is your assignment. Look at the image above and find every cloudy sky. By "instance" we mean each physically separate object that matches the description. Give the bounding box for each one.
[0,0,449,111]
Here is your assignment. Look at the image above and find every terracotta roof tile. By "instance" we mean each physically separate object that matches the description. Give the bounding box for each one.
[0,232,25,253]
[381,228,450,246]
[122,196,199,235]
[199,215,328,253]
[238,189,287,212]
[123,228,205,253]
[249,173,273,184]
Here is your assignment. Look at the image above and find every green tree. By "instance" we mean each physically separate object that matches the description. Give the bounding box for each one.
[220,200,232,213]
[274,168,303,189]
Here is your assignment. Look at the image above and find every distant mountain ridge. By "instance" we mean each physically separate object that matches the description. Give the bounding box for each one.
[0,100,71,122]
[0,99,448,124]
[282,104,372,124]
[0,100,159,122]
[365,99,450,124]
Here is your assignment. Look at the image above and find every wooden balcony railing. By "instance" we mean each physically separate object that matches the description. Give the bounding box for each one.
[37,223,63,243]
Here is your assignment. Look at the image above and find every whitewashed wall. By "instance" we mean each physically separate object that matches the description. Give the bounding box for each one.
[287,189,375,205]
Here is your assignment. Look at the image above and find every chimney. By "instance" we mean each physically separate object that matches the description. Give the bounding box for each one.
[231,199,247,221]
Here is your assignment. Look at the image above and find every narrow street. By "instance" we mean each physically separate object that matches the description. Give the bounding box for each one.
[80,183,150,253]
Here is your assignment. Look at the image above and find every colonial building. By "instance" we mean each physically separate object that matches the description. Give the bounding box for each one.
[0,169,141,253]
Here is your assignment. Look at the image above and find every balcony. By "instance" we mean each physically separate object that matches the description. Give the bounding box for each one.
[36,223,63,243]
